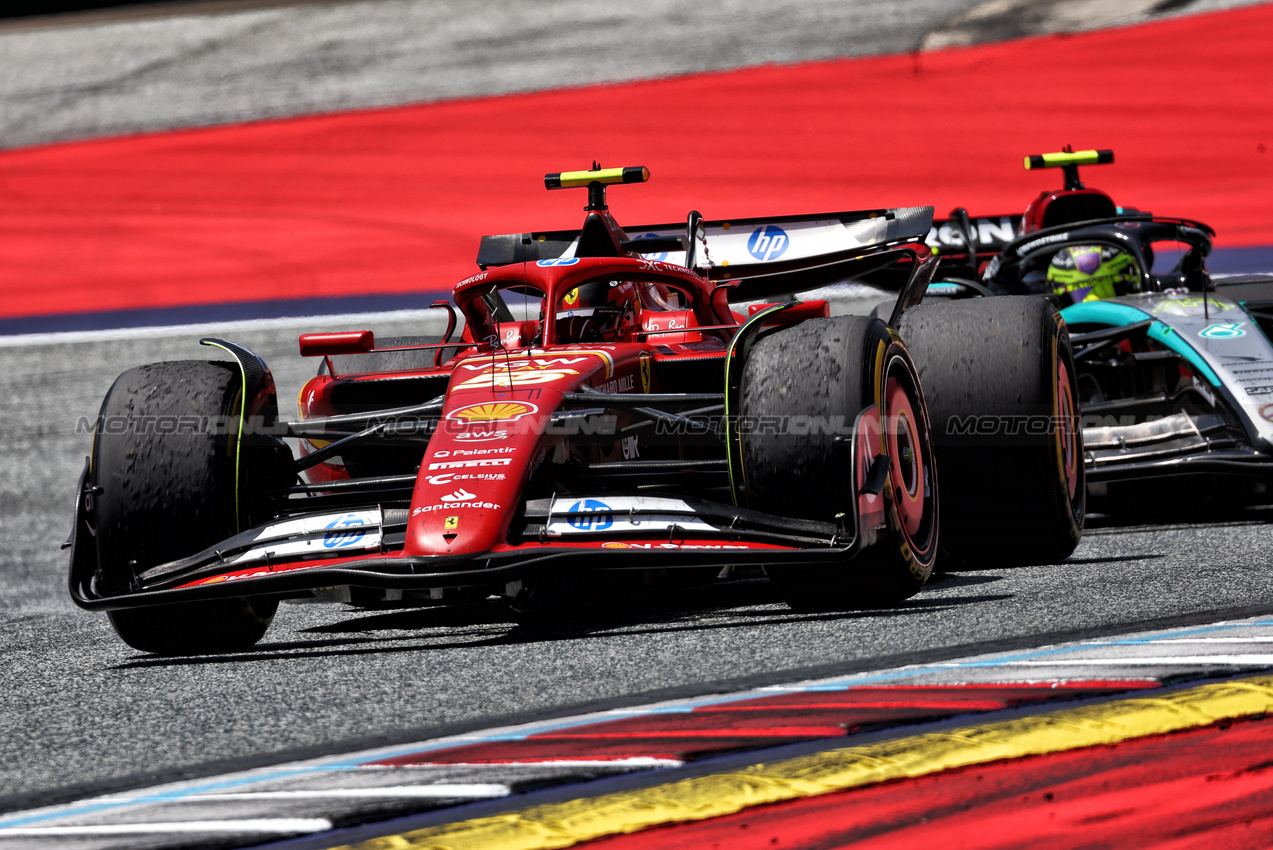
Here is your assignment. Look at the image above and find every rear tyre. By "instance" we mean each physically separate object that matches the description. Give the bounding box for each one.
[740,316,938,609]
[896,296,1083,567]
[93,361,278,654]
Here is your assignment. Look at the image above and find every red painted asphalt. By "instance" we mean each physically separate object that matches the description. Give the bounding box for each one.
[580,713,1273,850]
[1,3,1271,322]
[370,683,1158,766]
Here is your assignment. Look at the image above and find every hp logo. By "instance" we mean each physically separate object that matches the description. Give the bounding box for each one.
[567,499,614,531]
[322,514,367,549]
[748,225,789,261]
[632,233,668,262]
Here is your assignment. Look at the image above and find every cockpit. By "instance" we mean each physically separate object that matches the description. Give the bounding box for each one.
[463,273,711,348]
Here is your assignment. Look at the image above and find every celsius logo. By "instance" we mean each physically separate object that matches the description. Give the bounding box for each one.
[633,233,668,262]
[440,488,477,502]
[322,514,367,549]
[748,225,788,261]
[567,499,613,531]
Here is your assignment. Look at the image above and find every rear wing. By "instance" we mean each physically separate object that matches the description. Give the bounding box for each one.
[927,213,1022,258]
[477,206,935,301]
[928,206,1160,275]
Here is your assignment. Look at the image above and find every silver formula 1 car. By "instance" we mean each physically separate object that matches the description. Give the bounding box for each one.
[930,149,1273,513]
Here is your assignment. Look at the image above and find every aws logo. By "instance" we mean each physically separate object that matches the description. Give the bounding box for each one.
[455,430,509,442]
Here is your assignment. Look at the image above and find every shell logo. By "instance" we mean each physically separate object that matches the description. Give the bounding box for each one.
[448,401,540,423]
[601,542,631,549]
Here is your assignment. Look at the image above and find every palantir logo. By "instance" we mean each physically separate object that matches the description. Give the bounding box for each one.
[322,514,367,549]
[747,225,789,261]
[567,499,614,531]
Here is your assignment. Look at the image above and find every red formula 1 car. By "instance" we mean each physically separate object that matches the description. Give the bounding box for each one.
[68,167,1083,654]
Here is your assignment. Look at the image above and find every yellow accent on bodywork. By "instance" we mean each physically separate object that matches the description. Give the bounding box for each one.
[199,340,246,533]
[1026,149,1104,168]
[550,167,648,188]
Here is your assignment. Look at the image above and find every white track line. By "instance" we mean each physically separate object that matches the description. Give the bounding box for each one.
[387,758,684,769]
[1142,637,1273,643]
[0,308,447,348]
[0,819,332,835]
[107,784,510,801]
[1002,655,1273,666]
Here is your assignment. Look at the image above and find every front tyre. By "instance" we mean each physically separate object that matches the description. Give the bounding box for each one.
[739,316,938,609]
[93,361,278,654]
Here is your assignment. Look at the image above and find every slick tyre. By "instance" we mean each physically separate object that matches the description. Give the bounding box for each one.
[740,316,938,609]
[93,361,278,654]
[896,296,1083,567]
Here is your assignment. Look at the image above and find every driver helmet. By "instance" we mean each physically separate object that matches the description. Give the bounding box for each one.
[1046,244,1140,305]
[556,279,639,342]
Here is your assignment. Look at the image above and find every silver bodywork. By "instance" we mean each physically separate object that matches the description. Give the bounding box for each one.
[1062,286,1273,491]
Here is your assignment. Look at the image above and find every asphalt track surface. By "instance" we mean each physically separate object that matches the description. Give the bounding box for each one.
[3,0,1273,833]
[6,317,1273,815]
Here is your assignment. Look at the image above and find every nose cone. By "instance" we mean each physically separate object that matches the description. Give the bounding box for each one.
[404,426,537,557]
[404,347,631,557]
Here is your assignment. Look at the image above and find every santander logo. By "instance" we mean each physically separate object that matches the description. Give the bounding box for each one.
[440,488,477,502]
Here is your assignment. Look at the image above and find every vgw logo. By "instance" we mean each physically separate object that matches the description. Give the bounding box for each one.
[322,514,367,549]
[747,225,789,261]
[567,499,613,531]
